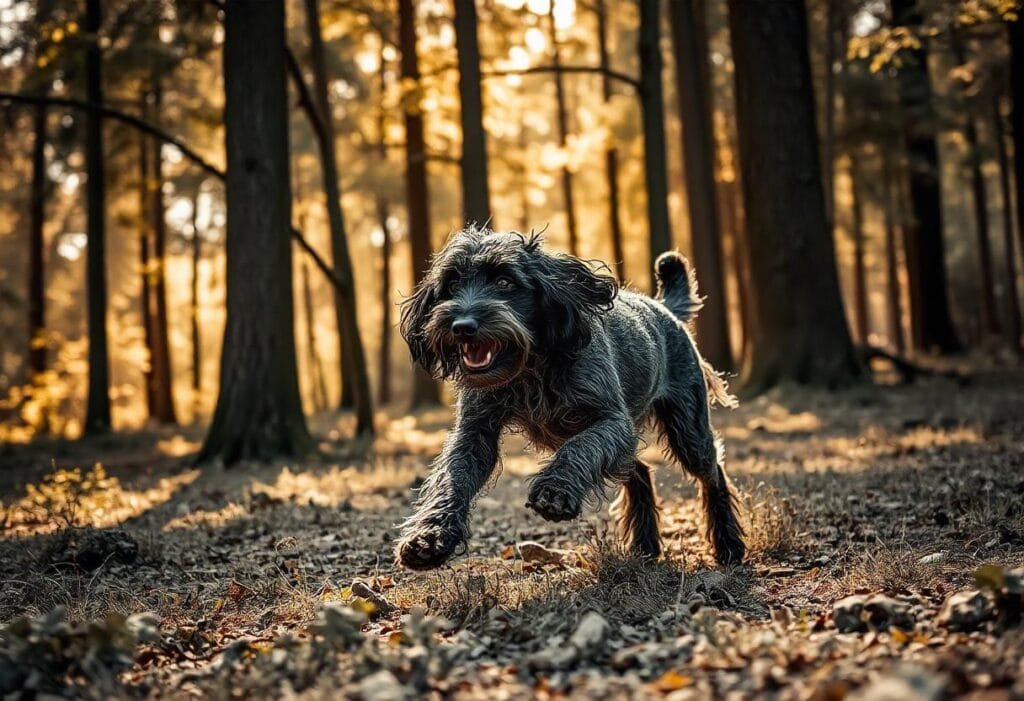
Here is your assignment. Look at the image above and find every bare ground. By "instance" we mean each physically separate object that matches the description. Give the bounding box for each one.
[2,368,1024,699]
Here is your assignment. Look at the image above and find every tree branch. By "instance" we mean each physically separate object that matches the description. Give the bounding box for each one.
[0,90,347,293]
[484,64,640,90]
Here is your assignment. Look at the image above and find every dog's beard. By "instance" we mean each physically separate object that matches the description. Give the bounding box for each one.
[424,304,533,387]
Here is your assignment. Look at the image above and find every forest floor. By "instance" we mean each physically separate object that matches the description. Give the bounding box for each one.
[2,367,1024,699]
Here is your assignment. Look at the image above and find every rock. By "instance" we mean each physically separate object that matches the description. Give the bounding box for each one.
[516,541,569,565]
[357,669,408,701]
[937,590,991,632]
[74,529,139,571]
[832,595,867,633]
[350,580,397,618]
[862,594,915,630]
[570,611,610,654]
[851,665,946,701]
[528,611,612,671]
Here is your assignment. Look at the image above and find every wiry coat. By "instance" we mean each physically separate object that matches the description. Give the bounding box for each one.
[396,227,745,569]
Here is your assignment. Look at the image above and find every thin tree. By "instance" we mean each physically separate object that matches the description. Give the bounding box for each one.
[727,0,861,389]
[28,103,47,384]
[84,0,112,434]
[301,0,374,434]
[849,152,869,342]
[638,0,672,285]
[1007,14,1024,344]
[595,0,626,281]
[399,0,441,407]
[147,77,178,424]
[994,96,1023,354]
[881,147,906,353]
[376,34,393,404]
[668,0,732,370]
[300,258,328,412]
[189,188,202,423]
[891,0,961,352]
[453,0,491,226]
[198,0,312,463]
[548,0,578,255]
[138,124,156,417]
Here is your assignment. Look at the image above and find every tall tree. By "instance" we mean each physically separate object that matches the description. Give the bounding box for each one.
[727,0,861,389]
[146,77,178,424]
[399,0,440,407]
[1008,15,1024,316]
[881,148,906,353]
[890,0,961,352]
[27,103,47,383]
[638,0,672,285]
[994,97,1023,354]
[667,0,732,370]
[138,125,156,418]
[198,0,312,463]
[302,0,374,435]
[189,188,202,423]
[548,0,578,255]
[595,0,626,281]
[84,0,112,434]
[453,0,491,226]
[376,35,393,405]
[849,153,869,342]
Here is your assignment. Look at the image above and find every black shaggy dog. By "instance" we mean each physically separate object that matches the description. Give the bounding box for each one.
[396,227,745,569]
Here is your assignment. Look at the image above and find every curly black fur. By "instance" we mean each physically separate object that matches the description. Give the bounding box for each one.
[395,226,745,569]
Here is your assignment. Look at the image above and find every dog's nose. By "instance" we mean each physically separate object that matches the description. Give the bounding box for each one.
[451,317,479,338]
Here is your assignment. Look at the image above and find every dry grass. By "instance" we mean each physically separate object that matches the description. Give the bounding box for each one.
[742,482,807,560]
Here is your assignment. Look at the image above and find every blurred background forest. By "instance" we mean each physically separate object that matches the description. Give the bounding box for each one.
[0,0,1022,461]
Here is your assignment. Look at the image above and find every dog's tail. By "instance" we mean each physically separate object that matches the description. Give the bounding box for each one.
[654,251,703,323]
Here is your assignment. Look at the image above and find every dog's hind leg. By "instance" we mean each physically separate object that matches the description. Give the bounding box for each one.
[654,380,745,566]
[610,459,662,558]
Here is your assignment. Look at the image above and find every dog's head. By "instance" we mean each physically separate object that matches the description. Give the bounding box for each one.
[400,227,618,388]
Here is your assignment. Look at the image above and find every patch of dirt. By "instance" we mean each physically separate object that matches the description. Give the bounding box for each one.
[2,370,1024,698]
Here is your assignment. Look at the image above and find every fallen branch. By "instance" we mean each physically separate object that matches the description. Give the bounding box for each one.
[857,345,962,384]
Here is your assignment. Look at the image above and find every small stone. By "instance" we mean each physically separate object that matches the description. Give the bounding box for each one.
[357,669,408,701]
[832,595,867,633]
[863,594,915,630]
[570,611,610,654]
[937,590,991,632]
[851,664,946,701]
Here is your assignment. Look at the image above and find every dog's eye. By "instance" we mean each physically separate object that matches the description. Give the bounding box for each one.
[495,276,514,290]
[446,278,461,295]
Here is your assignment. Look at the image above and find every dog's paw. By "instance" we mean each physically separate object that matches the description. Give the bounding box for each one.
[526,481,582,522]
[713,533,746,567]
[395,526,461,570]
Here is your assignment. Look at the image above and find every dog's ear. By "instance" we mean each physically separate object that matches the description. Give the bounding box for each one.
[532,250,618,354]
[400,276,440,374]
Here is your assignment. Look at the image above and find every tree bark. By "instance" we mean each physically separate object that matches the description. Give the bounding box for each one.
[84,0,112,434]
[1007,16,1024,349]
[994,95,1023,354]
[726,0,861,390]
[138,124,156,418]
[301,260,328,412]
[376,34,393,405]
[822,0,837,232]
[453,0,491,226]
[548,0,578,255]
[882,147,906,354]
[668,0,732,370]
[638,0,673,289]
[595,0,626,282]
[198,0,312,464]
[190,190,202,423]
[399,0,441,407]
[302,0,374,434]
[890,0,961,353]
[147,78,178,424]
[28,102,47,383]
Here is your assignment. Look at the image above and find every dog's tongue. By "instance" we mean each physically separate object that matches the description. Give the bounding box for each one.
[461,341,495,369]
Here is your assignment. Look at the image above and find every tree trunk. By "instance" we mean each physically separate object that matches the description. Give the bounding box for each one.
[198,0,312,464]
[376,35,393,405]
[399,0,441,407]
[595,0,626,282]
[882,148,906,354]
[301,260,328,412]
[454,0,491,226]
[1011,17,1024,272]
[638,0,673,288]
[548,0,578,255]
[302,0,374,434]
[667,0,732,370]
[994,95,1023,354]
[849,153,869,343]
[28,102,47,382]
[148,78,178,424]
[138,124,156,418]
[726,0,861,390]
[891,0,961,353]
[822,0,837,232]
[84,0,111,434]
[190,190,202,423]
[950,27,999,338]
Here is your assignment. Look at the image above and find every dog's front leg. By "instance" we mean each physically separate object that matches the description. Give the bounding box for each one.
[396,397,503,570]
[526,411,636,522]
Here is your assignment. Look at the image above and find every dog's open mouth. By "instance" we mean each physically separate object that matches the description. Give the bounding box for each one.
[460,340,499,372]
